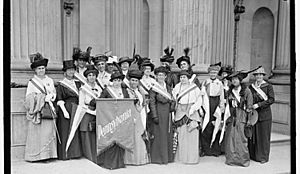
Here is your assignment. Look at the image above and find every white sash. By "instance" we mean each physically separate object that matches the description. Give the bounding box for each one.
[31,77,47,94]
[232,88,241,103]
[151,83,172,100]
[96,78,105,89]
[219,103,231,144]
[176,83,198,101]
[189,74,196,83]
[201,86,210,132]
[140,78,152,91]
[81,85,98,99]
[251,84,268,101]
[74,72,87,84]
[123,78,130,88]
[106,86,120,99]
[59,79,79,96]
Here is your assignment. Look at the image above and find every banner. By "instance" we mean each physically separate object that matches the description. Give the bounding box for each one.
[96,99,136,155]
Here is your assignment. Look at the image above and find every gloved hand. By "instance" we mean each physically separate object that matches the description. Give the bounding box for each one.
[189,108,195,116]
[63,110,70,119]
[45,94,53,102]
[153,117,159,124]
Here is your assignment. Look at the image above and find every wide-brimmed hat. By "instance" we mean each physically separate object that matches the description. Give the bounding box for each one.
[160,47,175,63]
[128,69,143,80]
[30,53,49,69]
[92,54,108,64]
[226,71,248,81]
[218,65,233,76]
[118,56,134,66]
[154,66,169,75]
[110,71,125,82]
[252,66,266,76]
[83,65,99,77]
[178,70,191,79]
[62,60,76,71]
[140,60,155,71]
[208,62,221,73]
[176,47,191,68]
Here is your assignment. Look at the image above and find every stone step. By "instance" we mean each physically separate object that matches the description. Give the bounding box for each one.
[270,132,290,146]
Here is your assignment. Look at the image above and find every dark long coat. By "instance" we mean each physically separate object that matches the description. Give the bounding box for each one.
[149,85,174,164]
[248,82,275,162]
[56,81,82,160]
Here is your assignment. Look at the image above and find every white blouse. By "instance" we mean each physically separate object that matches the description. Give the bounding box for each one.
[26,75,56,101]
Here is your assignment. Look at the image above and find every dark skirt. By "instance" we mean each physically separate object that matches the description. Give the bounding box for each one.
[81,131,96,163]
[150,102,172,164]
[97,143,125,169]
[248,119,272,162]
[57,99,82,160]
[201,96,222,156]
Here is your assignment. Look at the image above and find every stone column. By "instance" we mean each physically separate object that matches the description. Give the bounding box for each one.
[270,0,290,84]
[211,0,235,66]
[162,0,213,72]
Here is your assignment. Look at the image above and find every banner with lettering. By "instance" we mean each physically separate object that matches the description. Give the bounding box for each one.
[96,99,136,155]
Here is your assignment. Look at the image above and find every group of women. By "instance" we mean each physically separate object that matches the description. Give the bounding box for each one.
[24,47,275,169]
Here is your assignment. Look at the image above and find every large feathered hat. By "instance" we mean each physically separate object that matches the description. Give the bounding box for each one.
[161,47,175,63]
[62,60,76,71]
[218,64,233,76]
[226,66,262,81]
[128,69,143,80]
[176,47,191,68]
[30,52,48,69]
[154,66,169,75]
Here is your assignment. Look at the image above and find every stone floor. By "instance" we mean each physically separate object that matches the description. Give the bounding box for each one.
[11,133,291,174]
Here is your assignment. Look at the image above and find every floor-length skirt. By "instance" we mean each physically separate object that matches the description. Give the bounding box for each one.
[225,118,250,167]
[201,96,222,156]
[81,131,96,163]
[25,119,57,161]
[151,102,172,164]
[125,113,149,165]
[175,124,199,164]
[248,119,272,162]
[57,102,82,160]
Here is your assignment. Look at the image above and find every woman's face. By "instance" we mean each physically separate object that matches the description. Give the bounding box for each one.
[180,75,189,84]
[180,61,189,70]
[209,70,218,80]
[34,66,46,76]
[121,62,129,71]
[87,73,96,83]
[130,78,139,89]
[143,66,152,76]
[96,61,106,72]
[65,68,75,79]
[231,77,241,87]
[156,72,166,83]
[112,78,122,88]
[78,59,87,68]
[254,73,264,83]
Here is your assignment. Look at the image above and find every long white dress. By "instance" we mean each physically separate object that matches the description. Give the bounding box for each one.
[172,82,203,164]
[24,75,57,161]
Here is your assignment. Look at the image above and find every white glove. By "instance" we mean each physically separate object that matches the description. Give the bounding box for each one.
[189,108,195,116]
[63,110,70,119]
[45,94,52,102]
[253,104,259,109]
[199,107,204,116]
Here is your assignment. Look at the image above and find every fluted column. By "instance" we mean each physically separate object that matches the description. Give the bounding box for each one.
[211,0,235,65]
[274,0,290,70]
[162,0,213,71]
[11,0,63,70]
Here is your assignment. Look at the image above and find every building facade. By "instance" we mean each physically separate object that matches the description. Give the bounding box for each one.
[10,0,291,160]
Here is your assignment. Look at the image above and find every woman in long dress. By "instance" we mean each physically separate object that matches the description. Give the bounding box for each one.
[56,60,82,160]
[149,66,174,164]
[172,70,203,164]
[201,63,225,157]
[24,53,57,162]
[224,71,253,167]
[97,71,130,169]
[79,65,102,163]
[248,67,275,163]
[124,69,149,165]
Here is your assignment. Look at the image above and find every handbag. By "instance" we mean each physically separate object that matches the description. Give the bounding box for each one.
[244,124,253,138]
[41,102,57,119]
